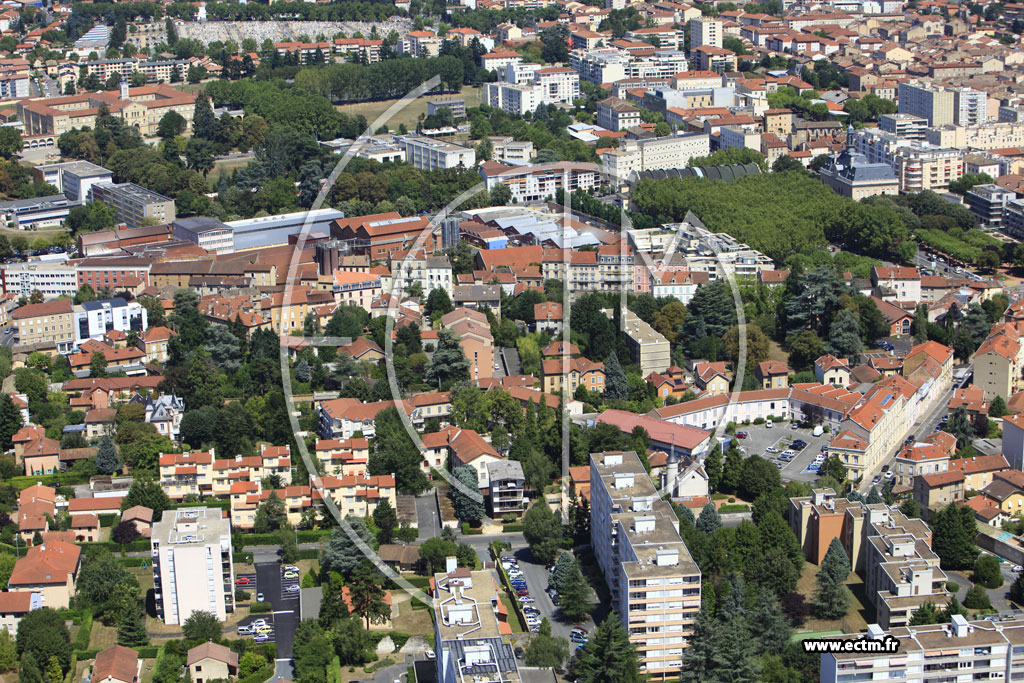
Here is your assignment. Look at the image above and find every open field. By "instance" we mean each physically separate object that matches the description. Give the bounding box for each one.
[336,85,483,133]
[207,154,254,186]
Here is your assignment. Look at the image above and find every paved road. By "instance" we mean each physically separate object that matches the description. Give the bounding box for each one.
[499,547,597,640]
[415,490,440,541]
[256,560,299,660]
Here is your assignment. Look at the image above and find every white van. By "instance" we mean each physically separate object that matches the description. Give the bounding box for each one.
[812,425,824,437]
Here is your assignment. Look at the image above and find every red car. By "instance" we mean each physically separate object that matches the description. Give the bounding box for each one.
[735,432,748,439]
[236,577,251,585]
[515,588,529,596]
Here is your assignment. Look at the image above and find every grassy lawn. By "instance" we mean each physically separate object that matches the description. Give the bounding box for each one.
[138,658,157,683]
[767,340,790,364]
[499,594,524,634]
[794,561,871,634]
[207,155,253,186]
[336,85,482,133]
[89,623,118,650]
[391,594,434,635]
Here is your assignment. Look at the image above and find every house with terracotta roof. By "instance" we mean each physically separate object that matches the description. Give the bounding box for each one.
[135,326,176,363]
[314,437,370,477]
[120,506,153,538]
[7,540,81,608]
[755,360,789,389]
[692,361,731,396]
[339,337,384,363]
[947,385,989,417]
[814,354,851,386]
[913,469,966,512]
[92,645,139,683]
[961,494,1007,526]
[893,432,955,487]
[597,409,713,459]
[532,301,563,335]
[972,322,1024,400]
[828,384,907,477]
[872,297,914,337]
[904,340,953,392]
[22,436,60,476]
[541,356,604,396]
[0,591,41,635]
[187,642,238,683]
[871,266,922,303]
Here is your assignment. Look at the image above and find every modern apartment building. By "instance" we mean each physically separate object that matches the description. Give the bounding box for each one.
[91,182,176,229]
[151,507,235,625]
[898,81,955,126]
[399,136,475,171]
[73,298,147,345]
[0,58,30,99]
[601,134,711,180]
[478,161,600,204]
[79,58,188,83]
[819,616,1024,683]
[590,450,701,680]
[954,88,988,126]
[622,310,671,375]
[689,17,722,48]
[972,322,1024,400]
[848,128,964,192]
[1006,198,1024,240]
[32,161,113,203]
[965,183,1015,228]
[12,299,74,353]
[0,261,78,299]
[878,113,927,141]
[597,97,642,132]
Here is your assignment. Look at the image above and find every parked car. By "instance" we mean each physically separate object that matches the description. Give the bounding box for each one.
[425,651,435,661]
[237,625,253,635]
[735,431,747,439]
[253,633,270,643]
[282,571,299,580]
[257,593,265,602]
[516,588,529,596]
[284,584,300,593]
[283,565,299,572]
[872,475,881,485]
[1013,565,1024,573]
[236,577,251,585]
[765,420,773,428]
[570,632,589,643]
[514,647,524,660]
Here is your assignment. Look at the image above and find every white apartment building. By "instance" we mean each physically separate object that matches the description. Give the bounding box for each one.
[0,260,77,299]
[73,297,147,346]
[479,161,600,204]
[601,133,711,180]
[689,17,722,48]
[820,616,1024,683]
[533,67,580,103]
[571,50,630,84]
[391,252,453,297]
[590,450,701,681]
[400,136,475,171]
[151,507,235,625]
[954,88,987,126]
[0,58,30,99]
[719,125,761,152]
[484,82,543,116]
[500,61,542,85]
[848,128,964,192]
[925,120,1024,150]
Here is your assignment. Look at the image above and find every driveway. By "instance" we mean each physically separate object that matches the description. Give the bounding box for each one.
[730,423,831,484]
[415,490,440,541]
[255,560,299,660]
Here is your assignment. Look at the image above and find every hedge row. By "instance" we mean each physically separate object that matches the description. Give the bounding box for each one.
[81,539,151,553]
[502,524,523,532]
[72,613,93,651]
[235,529,331,547]
[249,602,272,613]
[8,473,91,489]
[113,557,149,567]
[99,513,118,528]
[137,646,160,659]
[298,548,319,560]
[238,664,274,683]
[170,500,230,510]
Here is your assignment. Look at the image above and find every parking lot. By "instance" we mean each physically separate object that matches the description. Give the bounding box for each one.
[732,422,834,483]
[236,613,276,644]
[498,551,595,642]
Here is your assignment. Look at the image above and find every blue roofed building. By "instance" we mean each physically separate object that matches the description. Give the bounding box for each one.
[818,150,900,200]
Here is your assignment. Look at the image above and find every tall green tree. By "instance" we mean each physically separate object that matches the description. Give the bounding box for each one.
[0,394,20,452]
[95,435,121,475]
[253,491,288,533]
[696,502,722,535]
[523,499,562,564]
[345,561,390,629]
[930,502,979,570]
[524,619,569,669]
[572,615,642,683]
[603,352,628,401]
[425,329,470,389]
[15,609,70,674]
[451,464,485,525]
[372,498,397,545]
[116,605,149,647]
[320,517,376,578]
